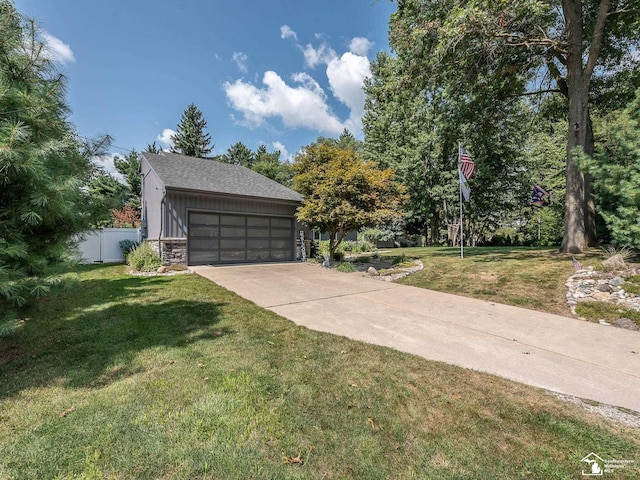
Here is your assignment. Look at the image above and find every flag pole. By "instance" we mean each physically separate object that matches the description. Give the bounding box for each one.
[458,141,464,259]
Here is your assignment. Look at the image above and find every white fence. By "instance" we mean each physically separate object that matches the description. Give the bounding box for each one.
[75,228,140,263]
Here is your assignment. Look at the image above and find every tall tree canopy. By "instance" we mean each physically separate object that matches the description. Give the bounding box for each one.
[0,0,96,332]
[251,144,292,187]
[293,140,406,259]
[387,0,640,252]
[578,88,640,248]
[363,48,533,246]
[221,141,254,167]
[170,103,213,158]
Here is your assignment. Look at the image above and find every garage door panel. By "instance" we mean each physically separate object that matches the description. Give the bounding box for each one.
[188,211,293,265]
[220,251,246,262]
[248,239,269,249]
[190,238,220,249]
[271,229,292,238]
[190,226,219,237]
[247,228,270,237]
[271,218,291,228]
[220,238,246,249]
[220,215,245,226]
[190,213,219,225]
[189,251,220,263]
[246,250,270,261]
[221,227,246,237]
[247,217,270,227]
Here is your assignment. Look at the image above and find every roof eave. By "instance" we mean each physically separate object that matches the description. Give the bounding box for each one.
[164,185,303,204]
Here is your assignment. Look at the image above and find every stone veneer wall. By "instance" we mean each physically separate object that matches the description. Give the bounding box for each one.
[147,238,187,266]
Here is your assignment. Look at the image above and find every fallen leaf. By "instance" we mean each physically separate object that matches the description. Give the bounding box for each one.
[367,417,377,429]
[284,453,304,465]
[60,407,75,418]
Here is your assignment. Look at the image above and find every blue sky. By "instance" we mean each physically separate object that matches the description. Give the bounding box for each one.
[15,0,397,173]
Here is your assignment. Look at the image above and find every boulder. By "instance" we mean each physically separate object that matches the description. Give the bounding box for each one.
[367,266,379,276]
[157,266,168,274]
[602,254,626,272]
[612,318,639,331]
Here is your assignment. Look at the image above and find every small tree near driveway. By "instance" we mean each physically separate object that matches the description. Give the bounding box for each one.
[293,142,406,260]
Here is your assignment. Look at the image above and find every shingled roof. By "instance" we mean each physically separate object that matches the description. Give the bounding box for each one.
[142,152,303,202]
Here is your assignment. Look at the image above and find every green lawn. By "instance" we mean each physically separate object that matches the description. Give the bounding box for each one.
[1,264,638,479]
[381,246,603,317]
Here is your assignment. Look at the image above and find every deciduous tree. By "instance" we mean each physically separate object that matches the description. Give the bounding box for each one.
[293,141,406,259]
[388,0,640,252]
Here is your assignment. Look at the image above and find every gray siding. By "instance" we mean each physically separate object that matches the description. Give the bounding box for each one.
[141,158,165,240]
[163,190,299,238]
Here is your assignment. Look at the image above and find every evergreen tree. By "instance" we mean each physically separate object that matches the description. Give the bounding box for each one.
[251,144,292,186]
[0,1,95,333]
[145,141,162,154]
[114,149,141,207]
[578,89,640,248]
[221,141,254,167]
[170,103,213,158]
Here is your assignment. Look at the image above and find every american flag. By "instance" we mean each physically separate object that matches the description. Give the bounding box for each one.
[530,184,549,206]
[572,257,583,271]
[459,146,475,179]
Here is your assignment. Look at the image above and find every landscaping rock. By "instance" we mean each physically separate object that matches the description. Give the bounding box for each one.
[602,254,626,272]
[367,266,379,276]
[565,266,640,321]
[613,318,639,331]
[610,276,625,287]
[157,266,168,274]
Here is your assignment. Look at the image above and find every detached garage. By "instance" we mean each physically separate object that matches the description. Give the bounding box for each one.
[140,152,305,266]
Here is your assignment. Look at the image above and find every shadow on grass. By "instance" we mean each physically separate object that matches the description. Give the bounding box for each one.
[0,271,231,399]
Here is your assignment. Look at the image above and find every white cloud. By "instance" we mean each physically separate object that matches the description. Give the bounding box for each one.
[42,32,75,64]
[91,154,125,183]
[349,37,374,56]
[233,51,248,73]
[280,25,297,41]
[224,71,344,135]
[291,72,325,97]
[303,43,337,68]
[225,28,375,137]
[272,141,291,161]
[156,128,176,148]
[326,52,371,133]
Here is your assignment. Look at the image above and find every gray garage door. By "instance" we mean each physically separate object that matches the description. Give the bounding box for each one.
[188,211,294,265]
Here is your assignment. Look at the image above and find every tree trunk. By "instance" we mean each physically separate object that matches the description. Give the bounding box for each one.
[584,111,599,246]
[560,0,587,253]
[560,0,611,253]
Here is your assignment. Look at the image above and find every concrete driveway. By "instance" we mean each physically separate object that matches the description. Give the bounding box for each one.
[191,263,640,412]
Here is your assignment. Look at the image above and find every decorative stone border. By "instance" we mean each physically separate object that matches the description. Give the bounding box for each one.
[565,266,640,327]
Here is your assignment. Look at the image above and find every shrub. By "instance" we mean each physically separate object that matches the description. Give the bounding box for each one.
[119,239,139,256]
[127,242,162,272]
[341,240,375,253]
[334,261,356,273]
[392,254,409,265]
[601,245,636,263]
